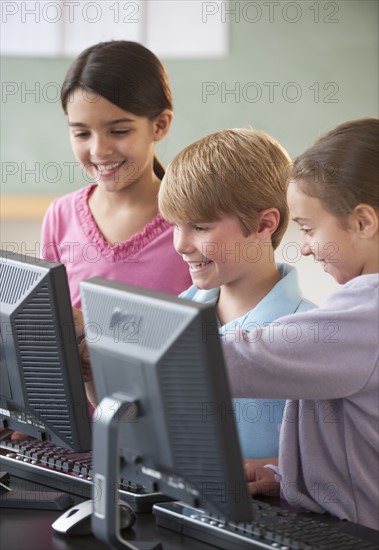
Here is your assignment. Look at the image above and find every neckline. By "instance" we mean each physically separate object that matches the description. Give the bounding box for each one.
[75,184,172,260]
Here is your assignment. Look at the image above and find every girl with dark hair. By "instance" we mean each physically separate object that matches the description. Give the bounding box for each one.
[41,41,191,310]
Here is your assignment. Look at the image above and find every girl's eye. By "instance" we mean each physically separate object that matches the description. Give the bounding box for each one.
[300,227,311,235]
[73,131,90,138]
[111,129,130,135]
[194,226,208,233]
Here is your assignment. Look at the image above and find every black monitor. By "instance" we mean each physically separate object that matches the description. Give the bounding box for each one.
[0,250,91,451]
[80,278,252,549]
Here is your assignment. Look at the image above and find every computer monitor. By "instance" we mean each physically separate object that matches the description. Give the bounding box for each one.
[0,250,91,451]
[80,278,253,549]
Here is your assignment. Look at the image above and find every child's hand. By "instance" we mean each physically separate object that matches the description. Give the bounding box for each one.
[0,428,28,441]
[244,459,280,497]
[78,338,98,408]
[78,338,93,383]
[72,307,93,382]
[72,307,85,339]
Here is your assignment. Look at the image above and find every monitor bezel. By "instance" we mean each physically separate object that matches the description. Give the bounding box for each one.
[0,250,91,451]
[80,277,252,547]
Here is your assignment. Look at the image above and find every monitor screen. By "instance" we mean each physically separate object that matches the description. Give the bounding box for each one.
[0,250,91,451]
[80,278,252,545]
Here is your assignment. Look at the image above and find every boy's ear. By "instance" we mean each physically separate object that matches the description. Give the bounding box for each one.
[351,204,378,238]
[153,109,173,141]
[257,208,280,238]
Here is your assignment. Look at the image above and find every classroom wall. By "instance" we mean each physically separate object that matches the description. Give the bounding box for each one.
[1,0,378,304]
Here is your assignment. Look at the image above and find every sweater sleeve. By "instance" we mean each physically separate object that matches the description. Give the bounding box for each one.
[222,278,378,401]
[40,200,61,263]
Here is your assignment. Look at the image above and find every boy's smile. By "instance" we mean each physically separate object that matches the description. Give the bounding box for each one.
[186,259,213,272]
[173,214,265,291]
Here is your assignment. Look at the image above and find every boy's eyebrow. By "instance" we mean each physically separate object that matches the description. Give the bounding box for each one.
[68,118,135,127]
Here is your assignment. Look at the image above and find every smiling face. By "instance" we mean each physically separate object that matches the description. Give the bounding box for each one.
[287,179,375,284]
[66,88,161,192]
[173,214,263,290]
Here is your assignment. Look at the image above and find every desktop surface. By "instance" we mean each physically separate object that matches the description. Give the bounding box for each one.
[0,476,211,550]
[1,474,378,550]
[0,507,212,550]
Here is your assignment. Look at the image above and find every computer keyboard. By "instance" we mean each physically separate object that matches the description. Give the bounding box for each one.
[0,437,168,512]
[153,501,379,550]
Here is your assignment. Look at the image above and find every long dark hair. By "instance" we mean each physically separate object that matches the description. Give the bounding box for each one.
[61,41,173,180]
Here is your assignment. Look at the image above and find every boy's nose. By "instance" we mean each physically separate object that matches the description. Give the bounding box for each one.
[174,230,193,255]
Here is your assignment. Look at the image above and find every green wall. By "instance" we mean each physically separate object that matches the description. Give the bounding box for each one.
[1,0,378,196]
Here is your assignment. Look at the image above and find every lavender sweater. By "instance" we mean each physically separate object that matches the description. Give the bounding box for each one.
[222,274,379,530]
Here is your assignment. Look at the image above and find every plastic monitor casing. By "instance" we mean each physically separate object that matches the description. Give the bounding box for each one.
[80,278,252,549]
[0,250,91,451]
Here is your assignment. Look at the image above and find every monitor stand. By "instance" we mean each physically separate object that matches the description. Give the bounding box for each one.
[92,395,162,550]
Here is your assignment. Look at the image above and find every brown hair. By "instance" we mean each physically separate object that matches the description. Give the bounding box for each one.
[159,128,291,250]
[291,118,379,218]
[61,40,173,180]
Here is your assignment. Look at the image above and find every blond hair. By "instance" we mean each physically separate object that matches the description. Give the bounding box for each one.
[159,128,291,249]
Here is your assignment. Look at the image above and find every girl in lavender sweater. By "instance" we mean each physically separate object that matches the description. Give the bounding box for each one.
[222,118,379,530]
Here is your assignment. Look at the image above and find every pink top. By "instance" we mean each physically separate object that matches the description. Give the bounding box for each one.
[40,184,191,308]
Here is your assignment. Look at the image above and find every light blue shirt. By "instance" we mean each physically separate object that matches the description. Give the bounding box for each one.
[179,263,314,458]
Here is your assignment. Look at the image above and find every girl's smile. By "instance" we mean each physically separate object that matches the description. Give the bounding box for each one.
[287,179,377,284]
[95,161,125,177]
[67,89,159,194]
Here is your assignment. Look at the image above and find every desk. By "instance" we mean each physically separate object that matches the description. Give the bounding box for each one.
[2,475,379,550]
[0,473,218,550]
[0,498,214,550]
